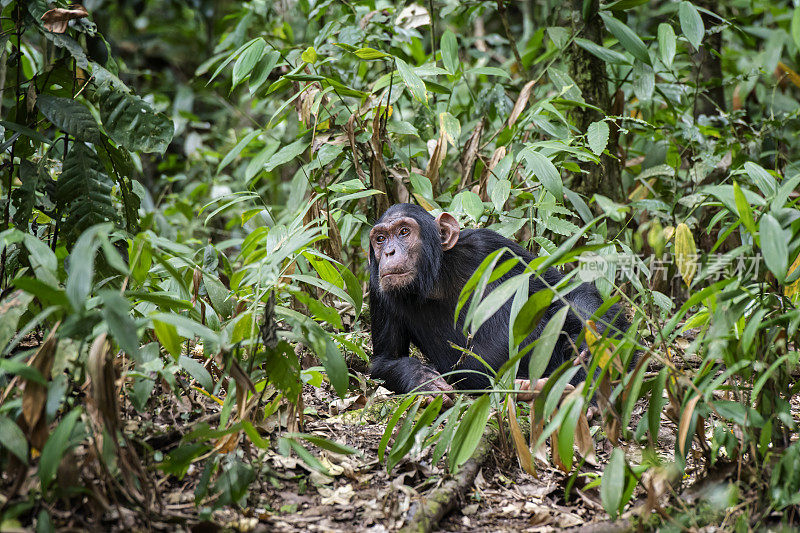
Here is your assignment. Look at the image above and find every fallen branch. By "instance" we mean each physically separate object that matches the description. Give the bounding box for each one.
[399,429,498,533]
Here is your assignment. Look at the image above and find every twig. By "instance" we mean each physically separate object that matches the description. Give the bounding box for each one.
[399,428,498,533]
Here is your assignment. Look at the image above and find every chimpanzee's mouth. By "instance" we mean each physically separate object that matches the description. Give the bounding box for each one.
[380,270,412,279]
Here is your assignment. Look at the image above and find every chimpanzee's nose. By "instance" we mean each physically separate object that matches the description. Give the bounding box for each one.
[384,247,395,257]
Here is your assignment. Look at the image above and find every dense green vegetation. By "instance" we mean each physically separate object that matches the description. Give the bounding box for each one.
[1,0,800,529]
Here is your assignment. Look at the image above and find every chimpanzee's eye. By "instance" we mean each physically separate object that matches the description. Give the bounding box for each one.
[399,227,410,237]
[376,235,386,244]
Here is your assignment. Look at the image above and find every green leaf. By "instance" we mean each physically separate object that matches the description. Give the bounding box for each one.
[291,433,360,456]
[409,173,433,199]
[232,38,266,89]
[466,66,511,78]
[395,57,428,104]
[249,50,281,94]
[679,1,704,51]
[648,368,667,442]
[209,37,259,83]
[792,7,800,53]
[519,149,563,199]
[593,194,629,222]
[601,448,626,519]
[150,313,219,351]
[36,95,105,144]
[599,12,651,65]
[40,409,82,490]
[354,47,390,60]
[449,394,491,472]
[574,38,631,65]
[441,30,459,74]
[439,112,461,147]
[732,182,757,240]
[101,291,140,358]
[760,214,788,283]
[388,397,441,471]
[587,120,610,156]
[743,162,777,197]
[513,288,554,348]
[57,145,116,246]
[469,274,530,336]
[0,416,28,463]
[301,46,318,64]
[65,224,106,310]
[264,139,309,172]
[378,396,416,462]
[491,180,511,212]
[432,399,464,464]
[153,319,183,359]
[529,306,569,383]
[218,130,261,175]
[95,85,174,153]
[558,399,582,468]
[658,23,676,67]
[461,191,484,223]
[179,355,213,390]
[633,62,655,102]
[0,290,34,352]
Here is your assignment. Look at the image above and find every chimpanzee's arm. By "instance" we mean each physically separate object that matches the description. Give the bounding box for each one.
[369,293,452,394]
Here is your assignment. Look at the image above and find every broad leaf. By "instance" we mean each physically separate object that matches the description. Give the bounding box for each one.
[679,1,704,51]
[599,12,651,65]
[96,84,174,153]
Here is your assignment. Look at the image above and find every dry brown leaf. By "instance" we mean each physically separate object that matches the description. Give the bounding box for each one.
[574,410,597,466]
[41,5,89,33]
[458,119,484,189]
[425,132,447,195]
[412,193,435,211]
[508,80,536,128]
[303,202,342,262]
[678,394,701,456]
[506,399,536,476]
[22,326,58,430]
[345,114,367,183]
[370,106,390,215]
[191,267,202,305]
[529,412,548,464]
[777,61,800,89]
[88,334,120,434]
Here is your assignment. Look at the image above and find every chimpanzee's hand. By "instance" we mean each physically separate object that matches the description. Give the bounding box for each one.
[514,378,575,402]
[417,370,455,408]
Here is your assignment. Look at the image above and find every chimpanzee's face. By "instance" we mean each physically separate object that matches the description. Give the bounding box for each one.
[369,215,422,292]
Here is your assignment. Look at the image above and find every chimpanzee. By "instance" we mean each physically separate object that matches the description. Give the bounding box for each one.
[368,203,629,397]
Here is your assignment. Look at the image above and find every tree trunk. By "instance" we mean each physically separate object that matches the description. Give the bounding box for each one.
[692,1,725,118]
[567,0,623,201]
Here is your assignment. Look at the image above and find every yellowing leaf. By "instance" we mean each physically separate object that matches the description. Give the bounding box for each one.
[785,253,800,300]
[674,223,697,287]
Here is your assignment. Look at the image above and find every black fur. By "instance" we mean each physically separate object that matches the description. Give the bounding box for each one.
[369,203,629,393]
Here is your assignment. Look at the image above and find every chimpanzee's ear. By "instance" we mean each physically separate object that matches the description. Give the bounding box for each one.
[435,212,460,251]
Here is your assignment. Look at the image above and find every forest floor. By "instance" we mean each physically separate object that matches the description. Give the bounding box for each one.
[121,362,699,533]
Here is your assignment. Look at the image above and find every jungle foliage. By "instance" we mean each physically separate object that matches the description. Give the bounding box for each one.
[1,0,800,529]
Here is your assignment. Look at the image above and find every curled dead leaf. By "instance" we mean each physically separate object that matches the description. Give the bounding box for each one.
[88,334,120,434]
[459,119,484,189]
[22,326,58,430]
[677,394,701,456]
[506,399,536,476]
[41,5,89,33]
[425,132,447,195]
[508,80,536,128]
